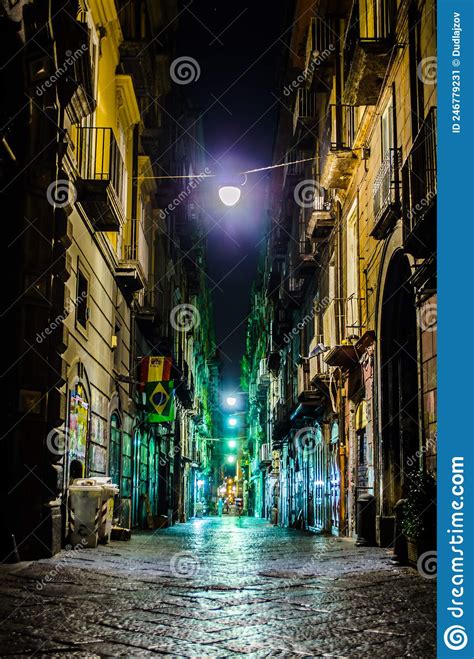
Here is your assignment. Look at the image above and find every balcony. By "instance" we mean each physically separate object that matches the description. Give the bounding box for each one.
[308,339,330,384]
[136,275,159,329]
[272,401,292,450]
[284,276,304,308]
[320,104,358,190]
[56,14,96,123]
[293,89,318,143]
[116,242,147,297]
[371,147,401,239]
[402,108,437,258]
[296,233,318,276]
[344,0,395,106]
[297,363,326,404]
[304,17,338,90]
[282,148,309,190]
[75,127,126,231]
[307,188,336,242]
[274,298,291,333]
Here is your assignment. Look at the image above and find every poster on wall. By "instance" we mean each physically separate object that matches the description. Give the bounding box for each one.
[68,387,89,462]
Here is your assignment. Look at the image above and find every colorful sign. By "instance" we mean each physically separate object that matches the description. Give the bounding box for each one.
[68,386,89,462]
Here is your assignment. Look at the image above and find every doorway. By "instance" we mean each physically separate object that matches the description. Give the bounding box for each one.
[380,251,419,513]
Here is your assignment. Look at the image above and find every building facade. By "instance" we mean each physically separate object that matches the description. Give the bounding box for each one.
[243,0,436,545]
[1,0,219,560]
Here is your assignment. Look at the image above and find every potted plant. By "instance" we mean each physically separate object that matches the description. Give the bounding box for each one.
[401,469,436,566]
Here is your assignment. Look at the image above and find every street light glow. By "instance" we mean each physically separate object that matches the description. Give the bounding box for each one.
[228,417,237,427]
[227,455,236,464]
[218,185,241,207]
[228,439,237,448]
[226,396,237,406]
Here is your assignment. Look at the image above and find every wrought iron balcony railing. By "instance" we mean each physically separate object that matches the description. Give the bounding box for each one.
[329,103,356,151]
[293,88,318,135]
[344,0,395,105]
[371,147,401,239]
[319,104,358,190]
[75,127,126,231]
[402,108,437,257]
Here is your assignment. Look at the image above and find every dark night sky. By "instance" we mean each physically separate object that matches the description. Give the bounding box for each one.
[176,2,286,388]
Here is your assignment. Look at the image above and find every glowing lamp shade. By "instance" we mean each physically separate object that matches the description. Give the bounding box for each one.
[218,185,241,207]
[226,396,237,407]
[228,439,237,449]
[228,417,237,427]
[227,455,236,464]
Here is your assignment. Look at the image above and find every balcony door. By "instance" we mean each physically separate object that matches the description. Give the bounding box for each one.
[329,422,341,535]
[313,424,325,531]
[380,252,419,513]
[346,202,359,336]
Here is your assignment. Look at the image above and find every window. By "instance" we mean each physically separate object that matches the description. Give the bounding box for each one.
[346,202,359,334]
[381,97,395,157]
[408,3,424,137]
[76,270,89,329]
[113,322,122,372]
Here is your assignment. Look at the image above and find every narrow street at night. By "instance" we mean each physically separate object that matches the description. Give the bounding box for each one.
[1,0,440,654]
[0,518,435,657]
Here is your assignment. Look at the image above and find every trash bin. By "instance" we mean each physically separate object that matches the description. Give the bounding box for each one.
[69,482,102,548]
[80,477,119,544]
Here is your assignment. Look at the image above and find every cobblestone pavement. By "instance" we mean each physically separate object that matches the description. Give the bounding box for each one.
[0,517,436,657]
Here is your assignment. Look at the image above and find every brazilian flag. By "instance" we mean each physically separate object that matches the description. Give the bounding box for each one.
[145,380,175,422]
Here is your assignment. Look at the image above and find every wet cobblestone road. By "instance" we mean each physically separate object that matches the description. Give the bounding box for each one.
[0,518,436,657]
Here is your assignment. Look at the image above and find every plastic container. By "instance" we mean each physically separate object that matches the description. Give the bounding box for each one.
[69,482,102,548]
[76,477,119,544]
